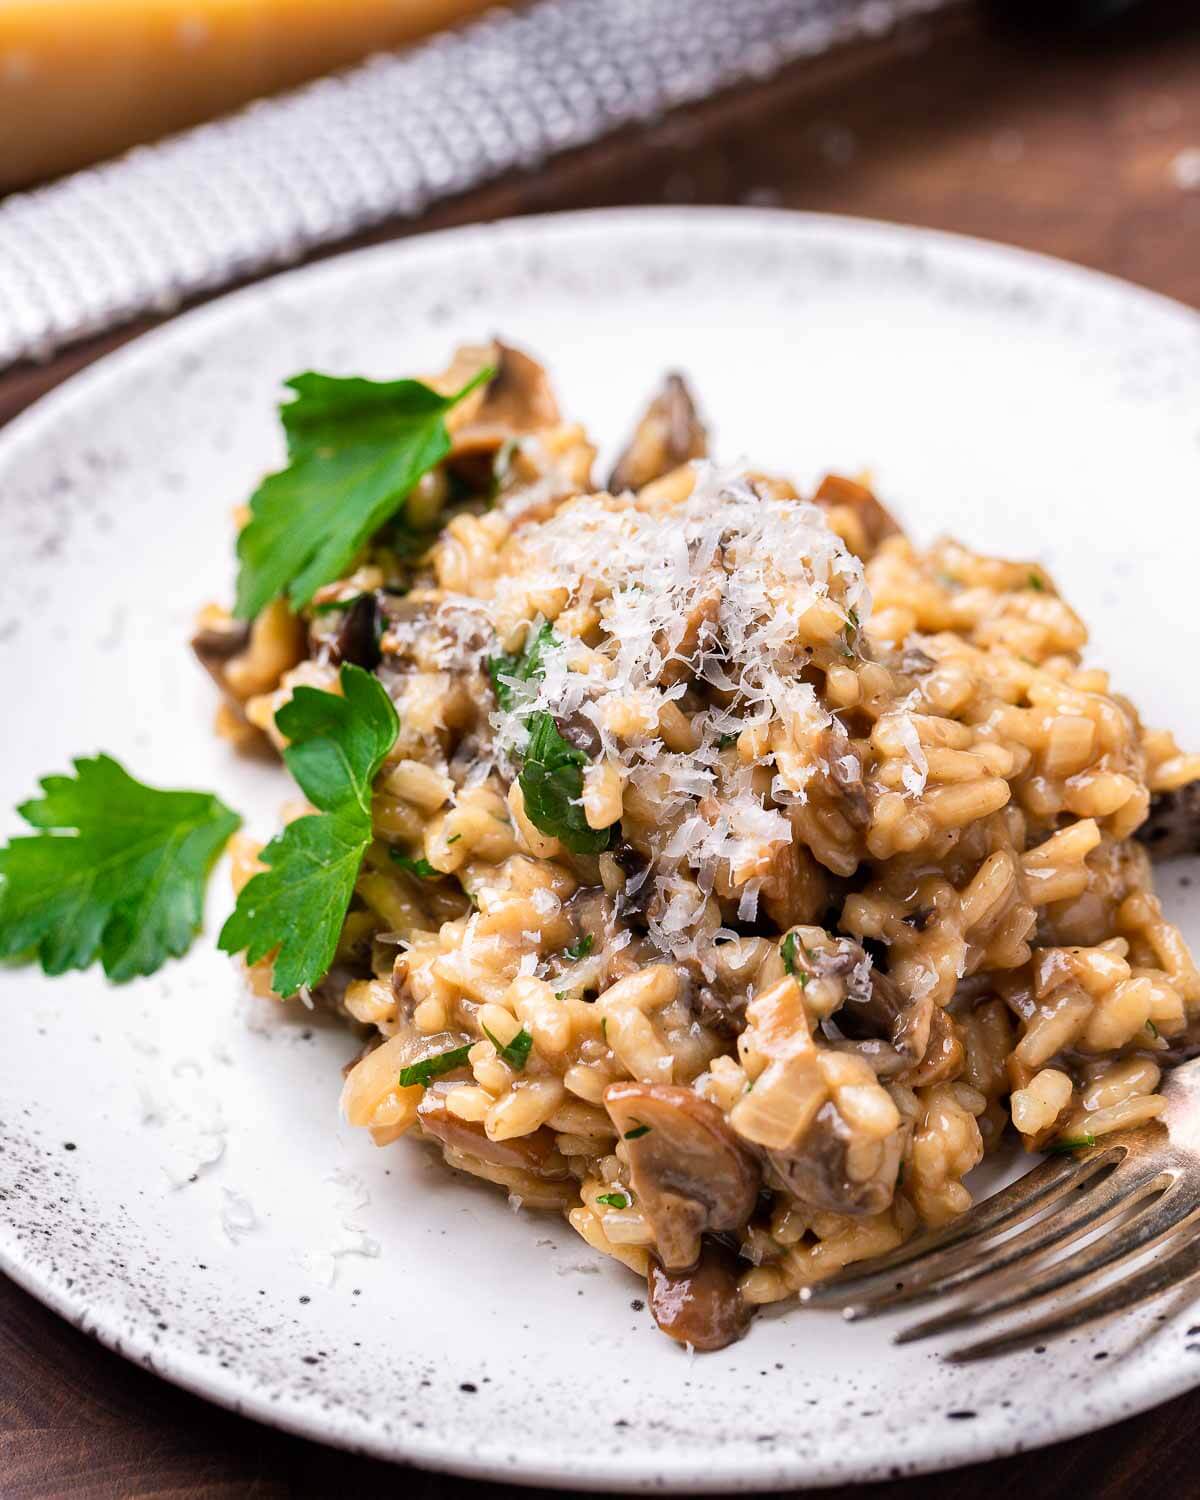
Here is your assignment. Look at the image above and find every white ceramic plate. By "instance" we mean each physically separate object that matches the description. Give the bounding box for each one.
[2,208,1200,1493]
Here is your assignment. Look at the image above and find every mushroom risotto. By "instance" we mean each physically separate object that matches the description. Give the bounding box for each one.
[196,343,1200,1350]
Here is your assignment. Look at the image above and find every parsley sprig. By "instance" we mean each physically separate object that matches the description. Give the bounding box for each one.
[234,366,492,618]
[218,664,398,995]
[0,756,240,982]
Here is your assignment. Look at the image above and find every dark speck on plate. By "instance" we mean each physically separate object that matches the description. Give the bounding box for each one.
[460,1382,478,1394]
[946,1411,977,1421]
[63,1142,77,1151]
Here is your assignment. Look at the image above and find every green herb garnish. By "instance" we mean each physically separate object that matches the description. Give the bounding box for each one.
[0,756,240,982]
[390,851,439,879]
[233,366,492,617]
[565,934,594,961]
[446,834,462,845]
[596,1191,630,1210]
[519,712,612,854]
[718,732,739,749]
[1027,573,1046,592]
[399,1044,473,1088]
[488,620,557,712]
[623,1123,651,1140]
[219,664,398,995]
[780,930,799,975]
[1045,1132,1097,1154]
[484,1025,533,1071]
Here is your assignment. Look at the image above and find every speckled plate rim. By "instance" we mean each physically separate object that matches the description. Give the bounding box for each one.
[1,206,1200,1492]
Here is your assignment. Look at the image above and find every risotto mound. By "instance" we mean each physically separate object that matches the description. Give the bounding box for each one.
[197,343,1200,1350]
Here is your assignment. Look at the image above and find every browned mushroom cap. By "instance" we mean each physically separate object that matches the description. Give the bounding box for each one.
[647,1238,753,1351]
[1137,781,1200,861]
[608,373,708,494]
[417,1083,569,1181]
[448,342,561,459]
[191,615,250,688]
[603,1082,761,1271]
[813,473,902,560]
[765,1099,904,1217]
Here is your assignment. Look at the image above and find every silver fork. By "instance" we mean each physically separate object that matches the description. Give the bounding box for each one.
[799,1056,1200,1361]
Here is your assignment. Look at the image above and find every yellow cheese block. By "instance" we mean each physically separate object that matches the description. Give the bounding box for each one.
[0,0,500,191]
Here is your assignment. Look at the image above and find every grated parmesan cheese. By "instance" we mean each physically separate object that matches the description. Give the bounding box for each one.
[476,464,874,962]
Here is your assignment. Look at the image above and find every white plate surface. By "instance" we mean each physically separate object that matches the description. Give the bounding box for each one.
[2,209,1200,1492]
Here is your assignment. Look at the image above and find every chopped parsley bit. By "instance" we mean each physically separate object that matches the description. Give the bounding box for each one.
[556,990,568,1003]
[780,930,810,985]
[399,1044,473,1088]
[310,592,367,615]
[487,619,557,713]
[1046,1132,1097,1154]
[600,1016,608,1041]
[565,933,594,961]
[519,712,613,854]
[596,1191,630,1210]
[718,732,739,749]
[1027,573,1046,592]
[1146,1020,1160,1039]
[389,851,439,879]
[744,1079,755,1094]
[446,834,462,845]
[623,1123,651,1140]
[483,1025,533,1072]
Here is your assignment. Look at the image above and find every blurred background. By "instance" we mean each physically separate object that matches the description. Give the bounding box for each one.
[1,0,1198,405]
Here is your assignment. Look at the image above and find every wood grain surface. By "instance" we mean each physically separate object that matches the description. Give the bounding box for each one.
[3,2,1200,1495]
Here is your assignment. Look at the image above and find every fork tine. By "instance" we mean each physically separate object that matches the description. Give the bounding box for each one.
[801,1150,1120,1309]
[945,1203,1200,1362]
[840,1158,1165,1321]
[896,1173,1188,1343]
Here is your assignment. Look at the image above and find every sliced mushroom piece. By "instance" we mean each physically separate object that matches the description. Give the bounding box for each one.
[813,472,902,560]
[765,1098,904,1217]
[191,615,251,683]
[604,1082,761,1270]
[646,1238,753,1351]
[1137,781,1200,861]
[417,1082,570,1181]
[328,591,383,671]
[836,963,934,1070]
[447,342,561,460]
[608,372,708,494]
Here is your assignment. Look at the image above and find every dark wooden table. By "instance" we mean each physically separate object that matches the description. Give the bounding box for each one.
[4,4,1200,1496]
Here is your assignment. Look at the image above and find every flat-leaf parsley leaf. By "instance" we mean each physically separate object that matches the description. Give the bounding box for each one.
[0,756,240,982]
[234,366,492,618]
[218,664,397,995]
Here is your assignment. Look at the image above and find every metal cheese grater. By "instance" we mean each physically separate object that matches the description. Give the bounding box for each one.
[0,0,958,370]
